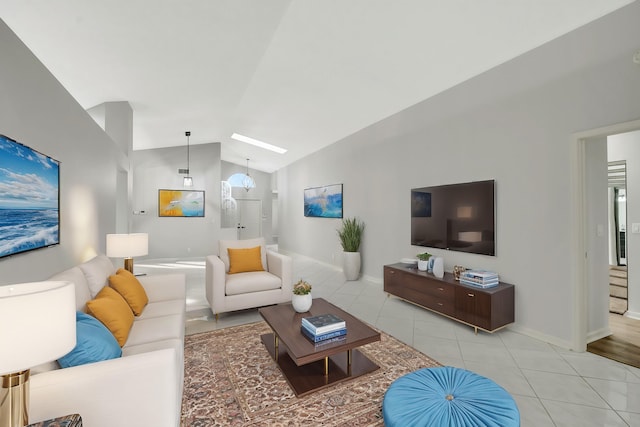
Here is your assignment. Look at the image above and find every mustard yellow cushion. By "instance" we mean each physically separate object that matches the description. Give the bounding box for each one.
[228,246,265,274]
[109,268,149,316]
[86,286,134,347]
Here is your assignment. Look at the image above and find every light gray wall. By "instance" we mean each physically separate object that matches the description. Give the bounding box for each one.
[131,143,221,259]
[0,19,118,285]
[277,3,640,348]
[608,130,640,319]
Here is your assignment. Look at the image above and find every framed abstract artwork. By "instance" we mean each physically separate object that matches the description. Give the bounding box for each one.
[304,184,343,218]
[158,189,205,217]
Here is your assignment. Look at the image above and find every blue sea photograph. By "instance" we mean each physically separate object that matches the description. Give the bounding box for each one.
[0,135,60,258]
[304,184,343,218]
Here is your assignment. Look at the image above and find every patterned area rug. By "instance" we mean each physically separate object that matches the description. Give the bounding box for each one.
[181,321,441,426]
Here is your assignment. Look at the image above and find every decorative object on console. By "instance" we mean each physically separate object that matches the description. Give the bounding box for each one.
[0,134,60,259]
[453,265,467,281]
[416,252,432,271]
[0,281,75,427]
[106,233,149,273]
[182,131,193,187]
[432,257,444,279]
[460,269,499,288]
[304,183,343,218]
[337,217,365,281]
[158,189,205,217]
[292,279,312,313]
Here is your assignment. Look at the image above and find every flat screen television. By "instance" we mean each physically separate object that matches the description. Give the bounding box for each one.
[411,180,495,256]
[0,134,60,258]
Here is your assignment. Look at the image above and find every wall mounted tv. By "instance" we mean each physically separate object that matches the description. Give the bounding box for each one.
[411,180,495,256]
[0,134,60,258]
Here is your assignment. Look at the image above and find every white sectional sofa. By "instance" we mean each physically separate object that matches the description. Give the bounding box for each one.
[29,255,186,427]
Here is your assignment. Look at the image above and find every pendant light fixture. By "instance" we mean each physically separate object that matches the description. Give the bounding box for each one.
[242,158,255,191]
[183,131,193,187]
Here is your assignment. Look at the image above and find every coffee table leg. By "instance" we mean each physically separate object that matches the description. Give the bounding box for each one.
[324,357,329,377]
[274,334,279,362]
[347,349,352,375]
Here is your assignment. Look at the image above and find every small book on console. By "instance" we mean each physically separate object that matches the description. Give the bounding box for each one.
[301,313,346,335]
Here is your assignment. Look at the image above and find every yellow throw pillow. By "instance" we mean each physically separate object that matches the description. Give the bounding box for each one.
[228,246,265,274]
[109,268,149,316]
[86,286,135,347]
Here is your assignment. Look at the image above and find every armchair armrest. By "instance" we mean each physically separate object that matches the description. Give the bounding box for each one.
[267,251,293,294]
[205,255,227,313]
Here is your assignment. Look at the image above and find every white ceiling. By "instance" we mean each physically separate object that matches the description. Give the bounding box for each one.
[1,1,634,173]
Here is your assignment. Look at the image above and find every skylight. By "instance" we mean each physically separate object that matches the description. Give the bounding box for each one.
[231,133,287,154]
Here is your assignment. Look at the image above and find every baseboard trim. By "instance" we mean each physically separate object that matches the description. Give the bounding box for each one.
[624,310,640,320]
[506,323,575,351]
[587,327,612,344]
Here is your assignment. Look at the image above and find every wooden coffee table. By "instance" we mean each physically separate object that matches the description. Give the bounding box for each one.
[259,298,381,397]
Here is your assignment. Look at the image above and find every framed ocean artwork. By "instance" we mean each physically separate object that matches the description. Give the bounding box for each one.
[0,134,60,258]
[158,189,205,217]
[304,184,343,218]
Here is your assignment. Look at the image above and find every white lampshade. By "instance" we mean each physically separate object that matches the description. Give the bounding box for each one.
[106,233,149,258]
[0,281,76,375]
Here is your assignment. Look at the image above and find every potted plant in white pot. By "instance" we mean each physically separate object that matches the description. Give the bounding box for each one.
[416,252,432,271]
[337,217,365,281]
[292,279,312,313]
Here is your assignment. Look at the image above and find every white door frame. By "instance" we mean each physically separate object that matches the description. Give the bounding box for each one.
[570,118,640,351]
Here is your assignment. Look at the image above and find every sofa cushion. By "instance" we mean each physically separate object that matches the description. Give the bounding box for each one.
[125,314,184,347]
[79,255,117,298]
[58,312,122,368]
[49,267,92,312]
[219,237,267,273]
[137,299,185,320]
[225,271,282,296]
[86,286,135,347]
[109,268,149,316]
[228,246,265,274]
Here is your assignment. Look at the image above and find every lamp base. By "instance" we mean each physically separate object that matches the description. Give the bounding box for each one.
[123,258,133,274]
[1,370,30,427]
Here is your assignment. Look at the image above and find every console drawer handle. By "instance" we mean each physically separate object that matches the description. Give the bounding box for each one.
[437,287,444,291]
[437,302,444,306]
[467,293,475,297]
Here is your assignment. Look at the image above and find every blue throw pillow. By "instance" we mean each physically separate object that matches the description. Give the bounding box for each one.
[58,311,122,368]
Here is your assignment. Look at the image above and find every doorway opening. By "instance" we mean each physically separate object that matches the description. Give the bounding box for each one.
[573,121,640,368]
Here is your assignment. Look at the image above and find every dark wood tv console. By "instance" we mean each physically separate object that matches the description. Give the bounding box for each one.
[384,263,514,333]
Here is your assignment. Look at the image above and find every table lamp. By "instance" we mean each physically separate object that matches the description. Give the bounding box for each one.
[106,233,149,273]
[0,281,76,427]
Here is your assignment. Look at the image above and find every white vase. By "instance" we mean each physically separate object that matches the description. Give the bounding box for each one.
[342,251,361,281]
[417,260,429,271]
[432,257,444,279]
[292,293,312,313]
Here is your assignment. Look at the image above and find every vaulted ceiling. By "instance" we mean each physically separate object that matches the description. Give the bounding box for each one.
[1,1,634,172]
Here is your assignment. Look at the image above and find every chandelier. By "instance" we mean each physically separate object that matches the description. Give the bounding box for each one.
[242,158,255,191]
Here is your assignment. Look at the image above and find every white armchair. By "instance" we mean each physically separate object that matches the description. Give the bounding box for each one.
[205,237,292,318]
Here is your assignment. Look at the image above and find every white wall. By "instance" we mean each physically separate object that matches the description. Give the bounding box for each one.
[608,130,640,319]
[131,143,221,259]
[0,19,118,284]
[277,2,640,348]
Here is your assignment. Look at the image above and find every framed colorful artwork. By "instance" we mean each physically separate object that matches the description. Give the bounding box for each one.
[304,184,343,218]
[158,189,205,217]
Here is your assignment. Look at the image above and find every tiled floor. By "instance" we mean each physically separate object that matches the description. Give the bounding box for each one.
[137,255,640,427]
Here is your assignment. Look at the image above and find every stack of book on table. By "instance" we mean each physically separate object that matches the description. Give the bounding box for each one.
[301,313,347,343]
[460,270,499,288]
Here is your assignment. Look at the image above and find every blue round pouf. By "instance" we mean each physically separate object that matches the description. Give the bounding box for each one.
[383,366,520,427]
